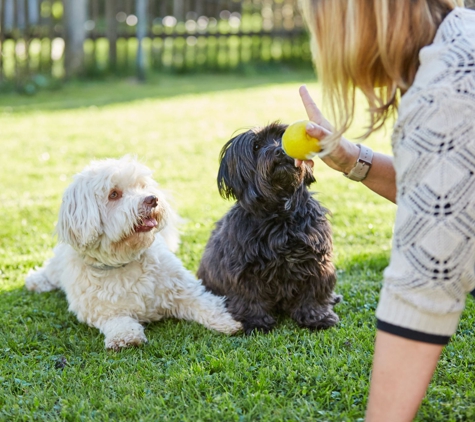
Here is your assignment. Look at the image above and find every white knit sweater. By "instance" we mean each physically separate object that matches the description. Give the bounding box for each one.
[376,7,475,343]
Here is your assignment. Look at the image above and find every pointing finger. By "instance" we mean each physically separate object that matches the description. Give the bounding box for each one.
[299,85,324,124]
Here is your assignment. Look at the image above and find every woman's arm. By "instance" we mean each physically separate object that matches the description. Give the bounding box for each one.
[366,330,443,422]
[298,86,397,203]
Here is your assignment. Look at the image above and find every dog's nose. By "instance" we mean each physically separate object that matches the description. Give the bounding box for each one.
[275,147,285,157]
[144,195,158,207]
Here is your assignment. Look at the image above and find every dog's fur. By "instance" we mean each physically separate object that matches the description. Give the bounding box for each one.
[198,123,340,334]
[25,156,241,349]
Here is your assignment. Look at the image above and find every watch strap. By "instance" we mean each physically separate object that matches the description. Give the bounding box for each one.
[344,144,373,182]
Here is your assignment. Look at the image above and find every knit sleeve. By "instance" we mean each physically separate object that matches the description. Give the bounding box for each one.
[375,9,475,344]
[376,82,475,344]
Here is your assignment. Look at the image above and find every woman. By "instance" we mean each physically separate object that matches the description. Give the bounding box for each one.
[298,1,475,420]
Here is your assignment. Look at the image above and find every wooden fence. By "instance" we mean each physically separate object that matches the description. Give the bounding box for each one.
[0,0,311,88]
[1,0,475,89]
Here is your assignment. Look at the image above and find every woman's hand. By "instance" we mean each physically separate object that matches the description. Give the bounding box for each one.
[297,85,397,203]
[297,85,360,174]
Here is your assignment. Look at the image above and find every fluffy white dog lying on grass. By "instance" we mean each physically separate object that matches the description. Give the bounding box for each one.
[26,156,241,349]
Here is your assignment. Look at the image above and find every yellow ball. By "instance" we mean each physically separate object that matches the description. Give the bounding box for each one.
[282,120,321,160]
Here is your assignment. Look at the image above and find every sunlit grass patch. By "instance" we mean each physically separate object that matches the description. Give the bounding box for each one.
[0,71,473,421]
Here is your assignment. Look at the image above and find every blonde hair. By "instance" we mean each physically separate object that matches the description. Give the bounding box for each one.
[302,0,465,139]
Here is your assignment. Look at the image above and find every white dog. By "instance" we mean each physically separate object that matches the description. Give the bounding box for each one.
[26,156,241,349]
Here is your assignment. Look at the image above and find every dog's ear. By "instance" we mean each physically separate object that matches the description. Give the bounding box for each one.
[217,132,259,202]
[56,178,103,250]
[217,136,241,200]
[218,130,265,205]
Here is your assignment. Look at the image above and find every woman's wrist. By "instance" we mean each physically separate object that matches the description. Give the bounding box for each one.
[324,138,361,174]
[343,144,374,181]
[342,141,361,174]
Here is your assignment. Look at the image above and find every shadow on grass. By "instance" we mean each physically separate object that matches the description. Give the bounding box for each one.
[0,67,316,114]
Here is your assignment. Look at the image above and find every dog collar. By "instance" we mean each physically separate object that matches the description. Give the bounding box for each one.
[87,262,129,271]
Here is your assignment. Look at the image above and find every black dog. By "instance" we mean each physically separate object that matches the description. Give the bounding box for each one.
[198,123,340,334]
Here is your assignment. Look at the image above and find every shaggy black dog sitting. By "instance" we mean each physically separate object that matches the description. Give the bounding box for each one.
[198,122,341,334]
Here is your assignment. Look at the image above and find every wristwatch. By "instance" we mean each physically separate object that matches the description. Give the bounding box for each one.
[344,144,373,182]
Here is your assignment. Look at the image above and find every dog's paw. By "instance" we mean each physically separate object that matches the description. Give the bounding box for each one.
[104,327,148,351]
[25,271,58,293]
[292,307,339,330]
[330,294,343,306]
[205,310,243,335]
[218,317,243,335]
[312,310,339,330]
[242,315,276,335]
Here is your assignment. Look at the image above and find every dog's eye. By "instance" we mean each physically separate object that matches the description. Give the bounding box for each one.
[108,190,122,200]
[253,143,260,151]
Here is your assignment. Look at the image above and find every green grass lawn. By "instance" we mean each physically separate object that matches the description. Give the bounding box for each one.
[1,70,474,421]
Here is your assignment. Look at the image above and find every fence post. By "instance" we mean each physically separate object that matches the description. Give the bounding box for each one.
[173,0,184,21]
[63,0,87,78]
[27,0,39,25]
[0,0,4,83]
[105,0,117,72]
[136,0,147,81]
